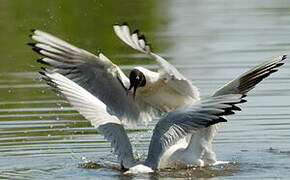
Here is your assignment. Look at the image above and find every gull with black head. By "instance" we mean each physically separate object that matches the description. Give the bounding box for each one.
[29,24,286,167]
[40,69,246,173]
[113,24,286,165]
[127,68,146,99]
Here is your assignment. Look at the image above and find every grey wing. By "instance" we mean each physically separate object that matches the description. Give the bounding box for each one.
[213,55,286,96]
[113,24,199,99]
[144,94,246,169]
[43,71,136,168]
[29,30,152,124]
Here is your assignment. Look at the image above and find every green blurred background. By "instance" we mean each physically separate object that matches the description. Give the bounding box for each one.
[1,1,290,179]
[0,0,168,72]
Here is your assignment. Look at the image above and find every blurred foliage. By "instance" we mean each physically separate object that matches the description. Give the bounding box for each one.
[0,0,169,72]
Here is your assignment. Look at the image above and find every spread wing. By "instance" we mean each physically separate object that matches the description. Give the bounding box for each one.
[43,71,136,169]
[213,55,286,96]
[29,30,153,124]
[144,94,246,169]
[113,24,200,99]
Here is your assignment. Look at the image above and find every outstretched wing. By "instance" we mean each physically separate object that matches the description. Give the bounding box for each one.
[144,94,246,169]
[43,71,136,169]
[29,30,153,124]
[113,24,200,99]
[213,55,286,96]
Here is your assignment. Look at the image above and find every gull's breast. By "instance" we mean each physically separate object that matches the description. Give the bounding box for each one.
[138,81,193,111]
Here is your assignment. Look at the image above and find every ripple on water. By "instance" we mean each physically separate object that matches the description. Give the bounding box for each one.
[1,1,290,177]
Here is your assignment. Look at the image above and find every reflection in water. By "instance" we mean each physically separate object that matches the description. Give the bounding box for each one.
[1,0,290,179]
[79,161,241,179]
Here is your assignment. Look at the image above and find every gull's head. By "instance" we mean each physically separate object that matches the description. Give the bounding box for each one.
[127,68,146,100]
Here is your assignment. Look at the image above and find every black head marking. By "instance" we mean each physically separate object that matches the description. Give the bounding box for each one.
[129,69,146,89]
[127,69,146,100]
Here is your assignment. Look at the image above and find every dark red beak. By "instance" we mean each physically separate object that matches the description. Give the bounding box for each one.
[132,86,137,100]
[126,85,137,100]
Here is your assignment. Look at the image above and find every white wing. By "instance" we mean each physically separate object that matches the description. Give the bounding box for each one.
[29,30,154,124]
[144,94,246,169]
[213,55,286,96]
[202,55,286,163]
[44,71,136,169]
[113,24,199,99]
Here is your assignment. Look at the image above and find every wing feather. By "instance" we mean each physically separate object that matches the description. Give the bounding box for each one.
[43,71,136,168]
[113,24,200,99]
[29,30,153,124]
[213,55,286,96]
[144,94,246,169]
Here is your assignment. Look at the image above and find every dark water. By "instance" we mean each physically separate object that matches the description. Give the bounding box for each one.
[1,0,290,179]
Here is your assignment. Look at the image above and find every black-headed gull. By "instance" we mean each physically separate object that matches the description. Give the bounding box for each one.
[29,29,155,125]
[29,25,286,167]
[114,24,201,111]
[113,24,286,165]
[41,70,245,173]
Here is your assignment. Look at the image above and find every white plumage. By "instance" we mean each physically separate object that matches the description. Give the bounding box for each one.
[43,71,245,173]
[30,24,286,172]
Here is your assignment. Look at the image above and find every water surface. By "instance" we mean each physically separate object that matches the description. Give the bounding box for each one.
[1,0,290,179]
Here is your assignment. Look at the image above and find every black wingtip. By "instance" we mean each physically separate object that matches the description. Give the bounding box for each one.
[240,99,247,103]
[241,94,247,98]
[39,71,45,76]
[122,22,128,26]
[282,55,287,60]
[47,82,57,88]
[138,34,147,44]
[27,42,36,47]
[208,117,227,126]
[231,105,242,111]
[36,58,49,65]
[269,69,278,74]
[32,47,41,53]
[219,117,228,123]
[133,29,139,34]
[224,110,235,116]
[139,34,146,40]
[40,67,47,71]
[36,58,43,63]
[275,62,285,68]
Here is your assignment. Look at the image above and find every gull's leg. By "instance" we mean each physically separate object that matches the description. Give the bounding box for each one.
[200,124,220,165]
